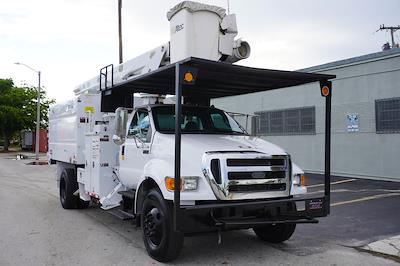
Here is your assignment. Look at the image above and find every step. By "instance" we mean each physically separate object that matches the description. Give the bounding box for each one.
[107,208,136,220]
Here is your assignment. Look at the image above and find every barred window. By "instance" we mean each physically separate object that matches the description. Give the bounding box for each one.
[376,97,400,133]
[255,106,315,135]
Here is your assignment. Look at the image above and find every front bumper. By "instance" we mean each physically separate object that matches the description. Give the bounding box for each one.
[176,195,328,234]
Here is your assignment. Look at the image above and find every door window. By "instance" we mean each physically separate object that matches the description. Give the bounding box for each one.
[128,110,152,142]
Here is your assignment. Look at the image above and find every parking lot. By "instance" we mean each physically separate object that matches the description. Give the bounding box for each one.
[0,152,399,265]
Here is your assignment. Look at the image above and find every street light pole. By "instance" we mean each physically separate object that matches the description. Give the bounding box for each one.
[35,71,41,161]
[14,62,41,162]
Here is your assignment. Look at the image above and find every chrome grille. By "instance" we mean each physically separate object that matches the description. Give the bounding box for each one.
[202,153,290,200]
[226,158,285,167]
[228,171,286,180]
[229,183,286,192]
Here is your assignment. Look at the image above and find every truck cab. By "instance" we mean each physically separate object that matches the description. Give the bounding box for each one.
[118,104,306,205]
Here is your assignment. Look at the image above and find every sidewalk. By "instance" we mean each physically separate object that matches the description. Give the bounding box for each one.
[0,150,48,161]
[361,235,400,262]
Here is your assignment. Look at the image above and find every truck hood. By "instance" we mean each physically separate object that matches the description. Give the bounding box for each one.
[151,133,287,159]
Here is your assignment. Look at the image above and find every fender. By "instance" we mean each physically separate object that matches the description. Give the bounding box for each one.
[134,158,174,214]
[134,157,218,213]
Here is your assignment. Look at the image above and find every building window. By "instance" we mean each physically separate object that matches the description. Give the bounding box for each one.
[255,106,315,135]
[376,97,400,133]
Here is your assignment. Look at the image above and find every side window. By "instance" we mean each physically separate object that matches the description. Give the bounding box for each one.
[183,115,203,131]
[128,110,152,142]
[211,113,231,131]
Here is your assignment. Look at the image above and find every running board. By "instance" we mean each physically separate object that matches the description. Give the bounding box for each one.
[107,208,136,221]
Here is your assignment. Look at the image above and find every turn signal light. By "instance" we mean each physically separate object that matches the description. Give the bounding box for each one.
[165,176,199,191]
[300,174,306,186]
[165,177,182,191]
[293,174,306,186]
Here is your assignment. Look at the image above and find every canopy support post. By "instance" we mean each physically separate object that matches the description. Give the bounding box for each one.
[320,80,332,215]
[174,63,182,231]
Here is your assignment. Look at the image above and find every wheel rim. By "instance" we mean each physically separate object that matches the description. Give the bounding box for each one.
[143,207,165,247]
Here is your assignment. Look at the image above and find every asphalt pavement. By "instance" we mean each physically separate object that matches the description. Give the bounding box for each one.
[0,152,399,265]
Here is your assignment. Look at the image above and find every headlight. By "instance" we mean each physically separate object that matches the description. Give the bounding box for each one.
[293,174,305,186]
[165,176,199,191]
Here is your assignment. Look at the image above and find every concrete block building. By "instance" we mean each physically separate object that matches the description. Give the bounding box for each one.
[213,48,400,181]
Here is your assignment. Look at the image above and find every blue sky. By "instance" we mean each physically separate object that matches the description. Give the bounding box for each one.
[1,0,399,102]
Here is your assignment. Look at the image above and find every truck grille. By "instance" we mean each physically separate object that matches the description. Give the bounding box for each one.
[203,153,290,200]
[229,183,286,192]
[228,171,286,180]
[226,158,285,167]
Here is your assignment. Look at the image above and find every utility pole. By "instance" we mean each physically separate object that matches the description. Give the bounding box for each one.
[377,24,400,48]
[118,0,123,64]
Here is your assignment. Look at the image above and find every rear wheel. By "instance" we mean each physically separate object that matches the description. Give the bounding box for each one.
[141,189,183,262]
[253,223,296,243]
[59,168,90,209]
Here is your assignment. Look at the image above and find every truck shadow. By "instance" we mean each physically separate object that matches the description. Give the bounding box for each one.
[80,206,330,263]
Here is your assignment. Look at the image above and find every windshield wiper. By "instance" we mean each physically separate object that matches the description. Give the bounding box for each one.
[210,130,246,135]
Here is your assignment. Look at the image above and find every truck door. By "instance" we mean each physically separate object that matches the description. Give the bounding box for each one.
[119,109,153,189]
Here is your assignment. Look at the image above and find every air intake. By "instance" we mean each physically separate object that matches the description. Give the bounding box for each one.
[210,159,222,184]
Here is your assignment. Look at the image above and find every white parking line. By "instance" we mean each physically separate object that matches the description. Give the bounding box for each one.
[331,193,400,207]
[306,178,357,188]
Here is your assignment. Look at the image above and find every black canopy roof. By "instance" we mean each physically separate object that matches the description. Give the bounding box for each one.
[101,57,335,111]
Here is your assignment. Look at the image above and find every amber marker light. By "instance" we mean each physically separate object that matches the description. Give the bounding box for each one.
[321,86,330,97]
[184,71,194,83]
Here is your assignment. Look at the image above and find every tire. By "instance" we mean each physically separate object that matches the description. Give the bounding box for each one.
[253,223,296,243]
[77,199,90,209]
[141,189,184,262]
[59,168,90,209]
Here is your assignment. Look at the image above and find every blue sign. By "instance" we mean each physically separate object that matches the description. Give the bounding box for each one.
[347,114,359,132]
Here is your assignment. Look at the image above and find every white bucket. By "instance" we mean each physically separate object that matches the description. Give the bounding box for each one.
[169,8,223,63]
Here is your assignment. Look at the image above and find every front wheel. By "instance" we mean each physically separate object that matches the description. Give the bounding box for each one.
[253,223,296,243]
[141,189,183,262]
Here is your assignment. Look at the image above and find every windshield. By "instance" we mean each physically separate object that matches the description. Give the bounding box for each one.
[152,106,247,135]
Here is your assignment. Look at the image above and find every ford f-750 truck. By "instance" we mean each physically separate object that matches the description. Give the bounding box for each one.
[48,1,335,262]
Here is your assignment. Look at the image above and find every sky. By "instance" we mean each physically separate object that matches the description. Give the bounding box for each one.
[1,0,399,103]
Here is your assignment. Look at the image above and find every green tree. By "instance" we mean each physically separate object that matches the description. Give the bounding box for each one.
[0,78,55,151]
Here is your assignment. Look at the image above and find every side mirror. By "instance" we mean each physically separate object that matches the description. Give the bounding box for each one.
[113,107,129,145]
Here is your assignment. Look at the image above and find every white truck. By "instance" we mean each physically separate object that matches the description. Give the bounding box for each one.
[49,1,334,262]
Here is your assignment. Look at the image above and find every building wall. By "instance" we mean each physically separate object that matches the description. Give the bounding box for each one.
[212,51,400,181]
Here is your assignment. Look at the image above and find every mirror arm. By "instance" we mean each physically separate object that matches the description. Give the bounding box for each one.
[133,135,146,148]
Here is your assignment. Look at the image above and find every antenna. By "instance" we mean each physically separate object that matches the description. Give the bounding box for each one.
[227,0,230,14]
[377,24,400,49]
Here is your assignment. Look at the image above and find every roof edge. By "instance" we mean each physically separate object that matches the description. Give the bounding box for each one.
[299,48,400,73]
